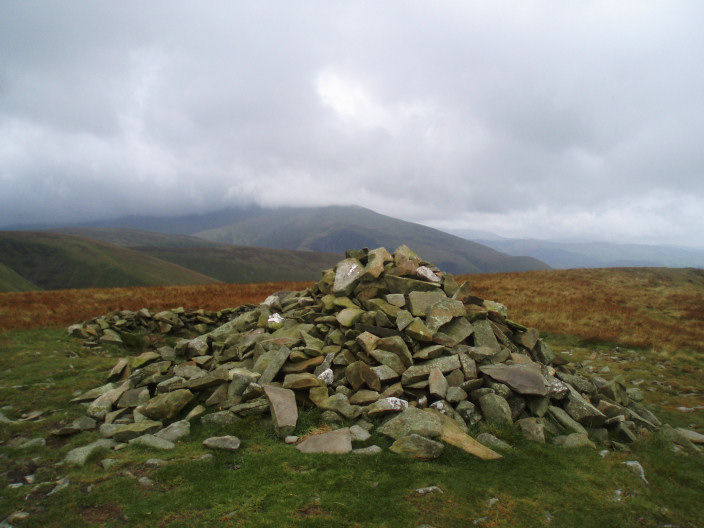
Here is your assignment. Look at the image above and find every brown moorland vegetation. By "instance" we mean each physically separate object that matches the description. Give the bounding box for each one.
[467,267,704,354]
[1,267,702,354]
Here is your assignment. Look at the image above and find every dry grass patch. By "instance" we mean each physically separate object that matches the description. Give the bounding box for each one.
[466,267,704,353]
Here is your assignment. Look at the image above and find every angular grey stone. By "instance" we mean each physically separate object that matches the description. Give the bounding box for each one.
[349,389,380,405]
[65,439,117,466]
[375,335,414,368]
[553,432,596,449]
[377,406,443,440]
[476,433,512,451]
[201,410,240,425]
[564,386,606,426]
[676,428,704,445]
[404,318,434,342]
[19,438,45,449]
[203,435,241,451]
[547,406,587,435]
[137,389,194,421]
[100,329,123,345]
[349,424,371,442]
[389,434,444,459]
[128,434,175,450]
[257,346,292,385]
[408,291,448,317]
[516,418,545,443]
[365,397,409,417]
[472,319,500,351]
[385,275,442,294]
[352,445,382,455]
[230,398,269,416]
[371,364,400,382]
[532,339,555,365]
[428,368,448,400]
[117,387,151,409]
[370,349,407,376]
[401,355,462,385]
[479,364,548,396]
[319,394,361,419]
[154,420,190,443]
[99,421,163,442]
[433,317,474,347]
[263,385,298,438]
[446,386,468,403]
[425,299,466,334]
[296,428,352,454]
[333,258,364,296]
[455,400,482,425]
[478,393,512,426]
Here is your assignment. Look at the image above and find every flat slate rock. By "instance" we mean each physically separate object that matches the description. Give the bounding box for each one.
[203,435,241,452]
[263,385,298,438]
[65,439,117,466]
[389,434,444,459]
[296,428,352,454]
[479,364,548,396]
[128,434,175,450]
[377,406,443,440]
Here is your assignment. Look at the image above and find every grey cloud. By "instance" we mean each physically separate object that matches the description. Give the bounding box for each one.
[1,1,703,247]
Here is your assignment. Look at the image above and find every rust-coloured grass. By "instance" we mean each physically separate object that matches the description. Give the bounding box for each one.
[1,267,703,355]
[466,267,704,353]
[0,281,312,333]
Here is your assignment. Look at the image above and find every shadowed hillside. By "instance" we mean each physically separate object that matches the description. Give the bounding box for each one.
[0,232,220,291]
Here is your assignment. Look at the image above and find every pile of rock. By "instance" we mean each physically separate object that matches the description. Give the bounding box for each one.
[68,306,245,347]
[64,245,700,460]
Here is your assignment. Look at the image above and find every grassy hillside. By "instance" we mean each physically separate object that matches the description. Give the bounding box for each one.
[48,228,342,283]
[49,228,222,249]
[0,262,38,292]
[0,232,220,292]
[194,205,549,274]
[137,245,341,283]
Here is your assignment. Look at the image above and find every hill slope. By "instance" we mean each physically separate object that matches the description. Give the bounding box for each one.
[48,228,222,249]
[0,232,220,291]
[0,261,39,292]
[47,228,343,283]
[135,245,342,283]
[194,205,549,274]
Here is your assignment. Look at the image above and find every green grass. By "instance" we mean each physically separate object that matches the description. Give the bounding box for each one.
[138,245,342,283]
[0,262,38,292]
[1,328,703,527]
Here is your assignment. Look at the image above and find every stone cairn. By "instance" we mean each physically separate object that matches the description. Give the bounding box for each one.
[64,245,701,461]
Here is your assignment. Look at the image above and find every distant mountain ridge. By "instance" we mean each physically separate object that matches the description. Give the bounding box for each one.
[191,205,549,274]
[1,205,551,292]
[465,237,704,269]
[22,205,550,275]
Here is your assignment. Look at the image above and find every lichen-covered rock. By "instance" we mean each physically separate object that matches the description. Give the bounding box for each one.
[389,434,444,459]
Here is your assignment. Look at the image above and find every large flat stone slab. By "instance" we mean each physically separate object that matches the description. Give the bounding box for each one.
[296,428,352,454]
[263,385,298,438]
[479,364,548,396]
[377,406,443,440]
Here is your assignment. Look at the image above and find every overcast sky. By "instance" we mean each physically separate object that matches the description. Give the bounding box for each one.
[1,1,703,247]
